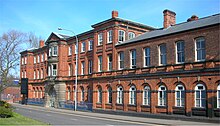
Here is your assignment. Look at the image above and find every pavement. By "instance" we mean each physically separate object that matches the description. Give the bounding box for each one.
[12,103,219,126]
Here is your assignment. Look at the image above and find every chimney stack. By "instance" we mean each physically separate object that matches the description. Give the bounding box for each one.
[187,15,199,22]
[163,9,176,28]
[112,10,118,18]
[39,40,44,48]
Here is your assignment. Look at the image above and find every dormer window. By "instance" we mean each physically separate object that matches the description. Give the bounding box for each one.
[118,30,125,42]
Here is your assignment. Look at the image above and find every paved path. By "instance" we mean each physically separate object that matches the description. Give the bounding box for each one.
[12,103,218,126]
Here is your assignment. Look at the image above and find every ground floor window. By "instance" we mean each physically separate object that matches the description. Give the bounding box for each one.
[195,84,206,108]
[175,84,185,107]
[143,86,150,105]
[217,84,220,108]
[117,86,123,104]
[158,85,166,106]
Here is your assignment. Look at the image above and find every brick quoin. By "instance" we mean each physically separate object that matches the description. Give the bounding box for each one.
[20,10,220,118]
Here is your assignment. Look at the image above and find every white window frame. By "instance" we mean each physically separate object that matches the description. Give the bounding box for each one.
[81,42,86,52]
[81,61,85,75]
[53,46,58,56]
[129,86,136,105]
[88,40,93,51]
[48,65,51,76]
[49,47,52,56]
[143,86,150,105]
[37,55,40,63]
[195,84,206,108]
[118,52,124,70]
[88,60,92,74]
[24,57,27,64]
[175,85,185,107]
[176,41,185,64]
[97,87,102,103]
[68,64,72,76]
[159,44,167,66]
[98,33,103,45]
[195,37,205,61]
[21,71,24,78]
[67,87,71,100]
[107,87,112,103]
[37,70,39,79]
[130,50,136,69]
[34,70,36,79]
[41,69,43,79]
[52,64,57,76]
[98,56,102,72]
[117,86,123,104]
[41,54,44,62]
[68,46,72,56]
[217,85,220,108]
[128,32,135,40]
[34,56,36,64]
[158,85,166,106]
[144,47,150,67]
[108,54,112,71]
[107,30,113,43]
[45,53,47,61]
[118,30,125,42]
[21,58,24,65]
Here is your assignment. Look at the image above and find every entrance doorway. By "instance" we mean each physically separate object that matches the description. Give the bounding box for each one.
[48,87,56,107]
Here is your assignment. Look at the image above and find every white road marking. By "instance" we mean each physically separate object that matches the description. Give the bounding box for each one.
[70,118,77,121]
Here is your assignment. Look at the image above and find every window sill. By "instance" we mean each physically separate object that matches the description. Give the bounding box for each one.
[156,105,167,108]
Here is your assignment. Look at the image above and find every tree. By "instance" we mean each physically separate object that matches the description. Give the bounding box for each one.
[0,30,26,100]
[27,32,42,48]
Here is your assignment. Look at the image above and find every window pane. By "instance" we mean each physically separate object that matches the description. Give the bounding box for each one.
[201,99,206,107]
[201,91,206,98]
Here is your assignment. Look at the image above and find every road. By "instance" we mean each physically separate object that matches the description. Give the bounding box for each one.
[13,104,218,126]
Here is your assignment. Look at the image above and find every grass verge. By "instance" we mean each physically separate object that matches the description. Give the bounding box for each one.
[0,112,48,125]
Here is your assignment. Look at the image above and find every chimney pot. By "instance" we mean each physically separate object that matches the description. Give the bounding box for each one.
[39,40,44,48]
[187,15,199,22]
[112,10,118,18]
[163,9,176,28]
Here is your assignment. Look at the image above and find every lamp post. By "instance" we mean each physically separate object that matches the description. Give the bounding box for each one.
[58,27,78,111]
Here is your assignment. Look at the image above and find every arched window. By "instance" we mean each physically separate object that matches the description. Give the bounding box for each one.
[87,87,92,103]
[195,84,206,107]
[175,84,185,107]
[128,32,135,40]
[117,86,123,104]
[129,85,136,105]
[97,87,102,103]
[158,85,166,106]
[81,87,84,101]
[107,87,112,103]
[143,86,150,105]
[217,85,220,108]
[67,87,71,100]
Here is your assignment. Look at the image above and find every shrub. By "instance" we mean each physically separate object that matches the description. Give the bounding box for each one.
[0,100,12,108]
[0,106,13,118]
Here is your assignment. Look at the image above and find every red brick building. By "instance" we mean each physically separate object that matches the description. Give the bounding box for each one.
[20,10,220,117]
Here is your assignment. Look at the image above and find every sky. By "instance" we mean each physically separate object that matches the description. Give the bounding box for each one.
[1,0,220,40]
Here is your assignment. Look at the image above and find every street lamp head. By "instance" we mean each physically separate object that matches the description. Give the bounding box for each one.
[58,28,62,30]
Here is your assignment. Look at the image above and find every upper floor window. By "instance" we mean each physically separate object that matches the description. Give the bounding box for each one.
[34,70,36,79]
[195,37,205,61]
[49,47,52,56]
[176,41,185,63]
[21,58,24,65]
[24,57,27,64]
[118,30,125,42]
[68,64,72,76]
[108,54,112,71]
[68,46,72,55]
[130,49,136,69]
[88,40,93,51]
[158,85,166,106]
[98,33,103,45]
[128,32,135,40]
[48,65,51,76]
[144,47,150,67]
[118,52,124,70]
[53,46,58,56]
[117,86,123,104]
[143,86,151,105]
[107,30,113,43]
[37,55,40,63]
[41,69,43,79]
[81,87,85,101]
[41,54,44,62]
[37,70,39,79]
[129,86,136,105]
[45,53,47,61]
[81,61,85,75]
[34,56,36,64]
[67,87,71,100]
[88,60,92,74]
[159,44,167,65]
[195,84,206,108]
[24,71,26,78]
[175,84,185,107]
[217,84,220,108]
[98,56,102,72]
[81,42,86,52]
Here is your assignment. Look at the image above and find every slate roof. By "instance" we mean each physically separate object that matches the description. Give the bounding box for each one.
[116,13,220,46]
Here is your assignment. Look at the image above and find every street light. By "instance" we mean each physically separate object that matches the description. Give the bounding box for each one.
[58,27,78,111]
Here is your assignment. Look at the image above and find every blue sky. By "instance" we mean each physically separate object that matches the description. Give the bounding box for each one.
[1,0,219,40]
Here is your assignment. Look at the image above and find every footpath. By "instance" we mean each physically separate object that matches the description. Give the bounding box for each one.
[12,103,219,125]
